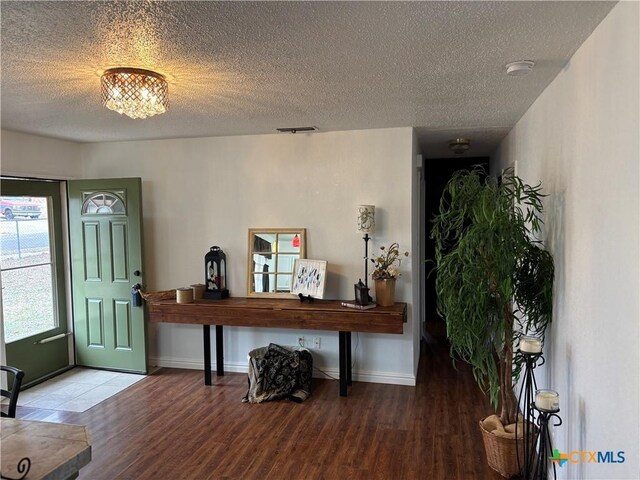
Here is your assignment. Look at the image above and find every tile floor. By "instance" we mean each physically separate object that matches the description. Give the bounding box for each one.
[14,367,145,413]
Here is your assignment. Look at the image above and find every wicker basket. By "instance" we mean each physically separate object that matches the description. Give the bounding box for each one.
[479,419,536,478]
[139,289,177,302]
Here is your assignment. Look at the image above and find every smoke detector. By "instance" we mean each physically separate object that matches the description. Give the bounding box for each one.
[506,61,535,76]
[449,138,470,155]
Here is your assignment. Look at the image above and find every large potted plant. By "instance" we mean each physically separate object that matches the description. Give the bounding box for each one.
[431,167,554,477]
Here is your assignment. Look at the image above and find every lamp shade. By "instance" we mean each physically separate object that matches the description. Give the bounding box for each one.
[357,205,375,234]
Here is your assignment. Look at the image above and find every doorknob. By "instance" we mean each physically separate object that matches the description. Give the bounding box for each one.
[133,270,141,277]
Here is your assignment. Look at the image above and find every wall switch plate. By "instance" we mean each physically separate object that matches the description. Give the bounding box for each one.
[313,336,321,349]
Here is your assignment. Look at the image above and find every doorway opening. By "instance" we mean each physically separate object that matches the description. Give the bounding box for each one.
[423,157,490,338]
[1,178,70,386]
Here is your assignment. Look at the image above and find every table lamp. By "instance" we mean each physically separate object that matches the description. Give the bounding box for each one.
[356,205,375,288]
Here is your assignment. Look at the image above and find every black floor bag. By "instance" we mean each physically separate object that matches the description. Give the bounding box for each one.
[242,343,313,404]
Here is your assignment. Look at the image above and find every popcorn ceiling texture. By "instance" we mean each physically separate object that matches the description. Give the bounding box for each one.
[1,1,614,154]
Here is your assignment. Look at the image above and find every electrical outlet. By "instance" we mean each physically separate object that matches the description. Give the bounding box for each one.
[298,335,305,347]
[313,336,321,349]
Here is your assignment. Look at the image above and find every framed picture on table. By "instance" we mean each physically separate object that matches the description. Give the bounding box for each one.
[291,259,327,299]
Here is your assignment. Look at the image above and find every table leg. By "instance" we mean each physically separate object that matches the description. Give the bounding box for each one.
[339,331,348,396]
[346,331,352,385]
[203,325,212,386]
[215,325,224,376]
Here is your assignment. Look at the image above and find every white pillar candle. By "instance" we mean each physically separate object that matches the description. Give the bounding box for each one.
[519,335,542,354]
[535,390,559,411]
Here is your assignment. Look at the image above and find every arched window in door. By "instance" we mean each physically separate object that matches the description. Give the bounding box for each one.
[81,191,126,215]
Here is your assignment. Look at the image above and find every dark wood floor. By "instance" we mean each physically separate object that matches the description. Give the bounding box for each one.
[15,335,502,479]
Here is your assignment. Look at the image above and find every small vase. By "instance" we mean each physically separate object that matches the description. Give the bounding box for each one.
[375,278,396,307]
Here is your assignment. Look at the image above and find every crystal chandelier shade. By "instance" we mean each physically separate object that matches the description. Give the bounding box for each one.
[101,68,168,119]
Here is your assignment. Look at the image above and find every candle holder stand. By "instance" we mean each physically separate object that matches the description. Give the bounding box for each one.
[515,350,544,479]
[361,233,373,302]
[362,233,371,288]
[532,407,562,480]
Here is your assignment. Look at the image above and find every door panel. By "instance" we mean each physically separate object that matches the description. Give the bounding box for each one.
[82,222,102,280]
[111,222,128,281]
[69,178,146,373]
[86,298,104,347]
[114,300,132,350]
[1,179,69,385]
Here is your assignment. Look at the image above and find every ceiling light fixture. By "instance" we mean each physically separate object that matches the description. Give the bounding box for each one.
[505,60,535,76]
[449,138,470,155]
[101,67,168,119]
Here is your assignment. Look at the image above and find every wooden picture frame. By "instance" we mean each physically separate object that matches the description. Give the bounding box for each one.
[291,259,327,299]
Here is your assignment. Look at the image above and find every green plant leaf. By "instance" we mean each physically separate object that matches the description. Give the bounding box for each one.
[430,167,554,418]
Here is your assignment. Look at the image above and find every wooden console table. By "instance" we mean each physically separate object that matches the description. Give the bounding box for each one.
[147,298,407,396]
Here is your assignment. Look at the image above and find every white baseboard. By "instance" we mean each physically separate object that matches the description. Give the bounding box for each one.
[313,366,416,386]
[149,356,248,374]
[149,356,416,386]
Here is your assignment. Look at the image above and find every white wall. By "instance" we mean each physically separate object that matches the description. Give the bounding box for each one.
[493,3,639,478]
[411,129,423,375]
[80,127,417,385]
[0,129,82,179]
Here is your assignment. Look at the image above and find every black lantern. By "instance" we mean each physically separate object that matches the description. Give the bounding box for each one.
[204,246,229,300]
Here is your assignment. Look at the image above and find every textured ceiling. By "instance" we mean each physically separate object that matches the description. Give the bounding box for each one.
[1,1,615,157]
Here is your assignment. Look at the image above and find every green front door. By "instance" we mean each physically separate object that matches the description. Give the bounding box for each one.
[68,178,146,373]
[1,179,69,385]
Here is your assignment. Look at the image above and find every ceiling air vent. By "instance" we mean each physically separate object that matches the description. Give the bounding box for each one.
[276,126,318,134]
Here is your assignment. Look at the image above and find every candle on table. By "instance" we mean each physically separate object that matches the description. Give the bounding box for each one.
[535,390,559,411]
[520,335,542,354]
[176,287,193,304]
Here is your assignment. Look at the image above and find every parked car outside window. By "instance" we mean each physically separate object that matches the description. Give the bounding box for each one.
[0,197,42,219]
